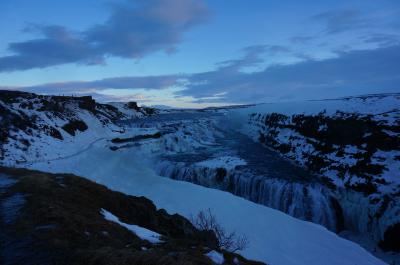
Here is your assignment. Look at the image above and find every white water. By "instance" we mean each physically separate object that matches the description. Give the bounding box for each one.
[155,160,341,232]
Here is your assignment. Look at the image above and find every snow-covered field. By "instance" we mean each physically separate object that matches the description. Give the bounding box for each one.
[27,137,385,265]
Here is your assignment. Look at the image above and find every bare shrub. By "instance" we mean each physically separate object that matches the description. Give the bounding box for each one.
[191,208,249,252]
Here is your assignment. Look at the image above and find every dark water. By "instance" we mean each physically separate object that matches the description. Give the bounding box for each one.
[215,121,320,183]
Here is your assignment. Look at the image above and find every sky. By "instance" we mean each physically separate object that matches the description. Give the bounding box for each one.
[0,0,399,107]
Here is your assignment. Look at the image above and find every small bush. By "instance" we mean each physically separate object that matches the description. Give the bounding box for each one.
[191,208,249,252]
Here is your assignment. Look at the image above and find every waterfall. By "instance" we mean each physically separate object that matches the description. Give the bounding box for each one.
[155,160,343,232]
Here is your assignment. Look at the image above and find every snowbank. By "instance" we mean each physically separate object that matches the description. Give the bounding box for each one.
[101,208,163,244]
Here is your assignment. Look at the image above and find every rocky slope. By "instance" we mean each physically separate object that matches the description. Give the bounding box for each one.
[0,166,263,265]
[0,90,153,165]
[235,94,400,252]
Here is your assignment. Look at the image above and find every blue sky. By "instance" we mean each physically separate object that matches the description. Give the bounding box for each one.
[1,0,399,107]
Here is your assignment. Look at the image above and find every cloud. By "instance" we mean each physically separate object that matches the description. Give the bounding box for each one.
[3,74,183,94]
[311,9,373,34]
[85,0,209,58]
[5,45,400,105]
[0,0,210,72]
[178,44,400,103]
[214,44,294,73]
[0,26,101,72]
[215,45,273,70]
[360,33,400,47]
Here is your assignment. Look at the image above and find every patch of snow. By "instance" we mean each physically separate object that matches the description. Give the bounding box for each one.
[371,150,400,186]
[382,129,399,137]
[205,250,224,264]
[101,208,163,244]
[344,145,359,154]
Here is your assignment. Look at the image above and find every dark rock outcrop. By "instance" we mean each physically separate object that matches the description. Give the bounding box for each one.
[379,223,400,252]
[62,120,88,136]
[111,132,162,143]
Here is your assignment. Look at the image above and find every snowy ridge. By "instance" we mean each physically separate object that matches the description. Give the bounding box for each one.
[0,90,144,165]
[239,93,400,120]
[229,93,400,251]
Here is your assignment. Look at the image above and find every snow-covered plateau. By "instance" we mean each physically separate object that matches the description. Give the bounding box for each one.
[1,90,399,265]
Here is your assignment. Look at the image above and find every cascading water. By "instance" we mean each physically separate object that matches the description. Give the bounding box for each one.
[155,160,343,232]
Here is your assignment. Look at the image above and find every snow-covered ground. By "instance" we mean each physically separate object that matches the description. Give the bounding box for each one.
[27,139,385,265]
[101,208,163,244]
